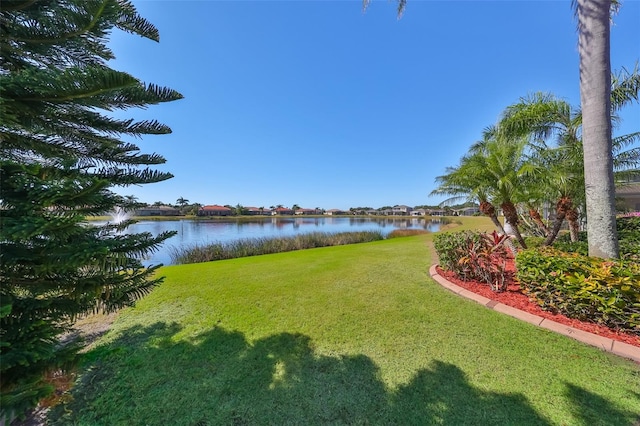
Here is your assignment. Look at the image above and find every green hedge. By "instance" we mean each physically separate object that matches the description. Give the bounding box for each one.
[618,216,640,261]
[552,216,640,260]
[516,247,640,334]
[433,231,480,275]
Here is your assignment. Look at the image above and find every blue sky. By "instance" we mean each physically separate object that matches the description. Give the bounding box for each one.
[109,1,639,210]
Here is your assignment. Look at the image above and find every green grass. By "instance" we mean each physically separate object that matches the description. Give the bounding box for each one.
[169,231,385,264]
[51,220,640,425]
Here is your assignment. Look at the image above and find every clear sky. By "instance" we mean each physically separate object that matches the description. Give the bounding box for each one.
[108,0,640,211]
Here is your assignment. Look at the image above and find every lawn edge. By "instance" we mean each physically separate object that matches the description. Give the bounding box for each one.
[428,265,640,364]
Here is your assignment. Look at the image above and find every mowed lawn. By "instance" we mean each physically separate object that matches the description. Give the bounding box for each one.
[55,222,640,425]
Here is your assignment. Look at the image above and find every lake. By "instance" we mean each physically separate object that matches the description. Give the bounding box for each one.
[114,216,444,265]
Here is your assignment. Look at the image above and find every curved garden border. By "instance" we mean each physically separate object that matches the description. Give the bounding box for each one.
[429,265,640,363]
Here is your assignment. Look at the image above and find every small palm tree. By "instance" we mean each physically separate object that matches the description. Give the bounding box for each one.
[499,67,640,244]
[499,93,584,243]
[432,144,508,235]
[176,197,189,208]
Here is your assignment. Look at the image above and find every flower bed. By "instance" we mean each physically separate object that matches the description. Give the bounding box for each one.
[436,261,640,348]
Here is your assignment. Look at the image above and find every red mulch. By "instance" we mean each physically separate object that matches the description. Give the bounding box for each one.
[436,261,640,348]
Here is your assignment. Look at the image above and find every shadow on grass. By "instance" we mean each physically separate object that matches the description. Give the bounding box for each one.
[48,322,633,425]
[564,383,640,426]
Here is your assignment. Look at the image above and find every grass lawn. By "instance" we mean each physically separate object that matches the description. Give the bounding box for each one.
[52,218,640,425]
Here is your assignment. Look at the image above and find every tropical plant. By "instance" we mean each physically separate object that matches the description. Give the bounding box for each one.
[434,230,512,292]
[516,247,640,333]
[0,0,182,419]
[498,62,640,245]
[431,160,505,235]
[499,93,585,244]
[432,128,534,249]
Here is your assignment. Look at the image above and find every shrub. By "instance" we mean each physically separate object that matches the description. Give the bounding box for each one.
[552,240,589,256]
[516,247,640,334]
[387,229,430,238]
[551,216,639,260]
[524,236,546,248]
[617,216,640,261]
[434,231,511,291]
[434,231,480,274]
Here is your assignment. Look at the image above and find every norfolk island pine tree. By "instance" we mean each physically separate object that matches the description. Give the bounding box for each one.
[0,0,182,419]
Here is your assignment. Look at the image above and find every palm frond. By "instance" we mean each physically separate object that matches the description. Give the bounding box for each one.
[611,64,640,112]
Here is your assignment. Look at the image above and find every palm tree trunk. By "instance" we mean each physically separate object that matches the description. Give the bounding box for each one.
[480,201,506,234]
[544,214,567,246]
[566,207,581,242]
[501,202,527,249]
[577,0,619,258]
[544,197,572,246]
[528,207,549,236]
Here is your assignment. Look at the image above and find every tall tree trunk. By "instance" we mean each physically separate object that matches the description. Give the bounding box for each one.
[577,0,619,258]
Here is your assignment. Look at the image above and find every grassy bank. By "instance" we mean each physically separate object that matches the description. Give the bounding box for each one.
[51,229,639,425]
[169,231,385,264]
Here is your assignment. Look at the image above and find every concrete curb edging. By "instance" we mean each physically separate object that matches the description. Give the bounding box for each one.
[429,265,640,363]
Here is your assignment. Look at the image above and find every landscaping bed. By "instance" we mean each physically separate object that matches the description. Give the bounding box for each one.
[436,261,640,348]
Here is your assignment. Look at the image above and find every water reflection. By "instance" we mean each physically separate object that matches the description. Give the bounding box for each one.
[112,217,442,266]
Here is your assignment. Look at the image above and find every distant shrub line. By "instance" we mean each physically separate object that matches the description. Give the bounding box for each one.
[170,231,386,264]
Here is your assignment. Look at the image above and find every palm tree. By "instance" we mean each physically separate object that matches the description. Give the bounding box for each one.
[576,0,618,258]
[176,197,189,208]
[499,93,585,244]
[499,67,640,244]
[432,161,506,235]
[467,131,533,249]
[432,127,535,249]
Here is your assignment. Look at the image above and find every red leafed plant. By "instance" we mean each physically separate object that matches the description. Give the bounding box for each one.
[434,230,513,293]
[458,231,512,292]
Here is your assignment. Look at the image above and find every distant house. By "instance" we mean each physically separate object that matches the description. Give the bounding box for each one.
[428,209,446,216]
[135,205,181,216]
[272,207,294,215]
[295,208,318,215]
[411,209,428,216]
[455,206,480,216]
[392,205,413,215]
[325,209,346,216]
[198,205,233,216]
[245,207,270,216]
[617,183,640,212]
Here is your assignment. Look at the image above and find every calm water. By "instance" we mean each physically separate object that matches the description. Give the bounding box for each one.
[113,217,443,266]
